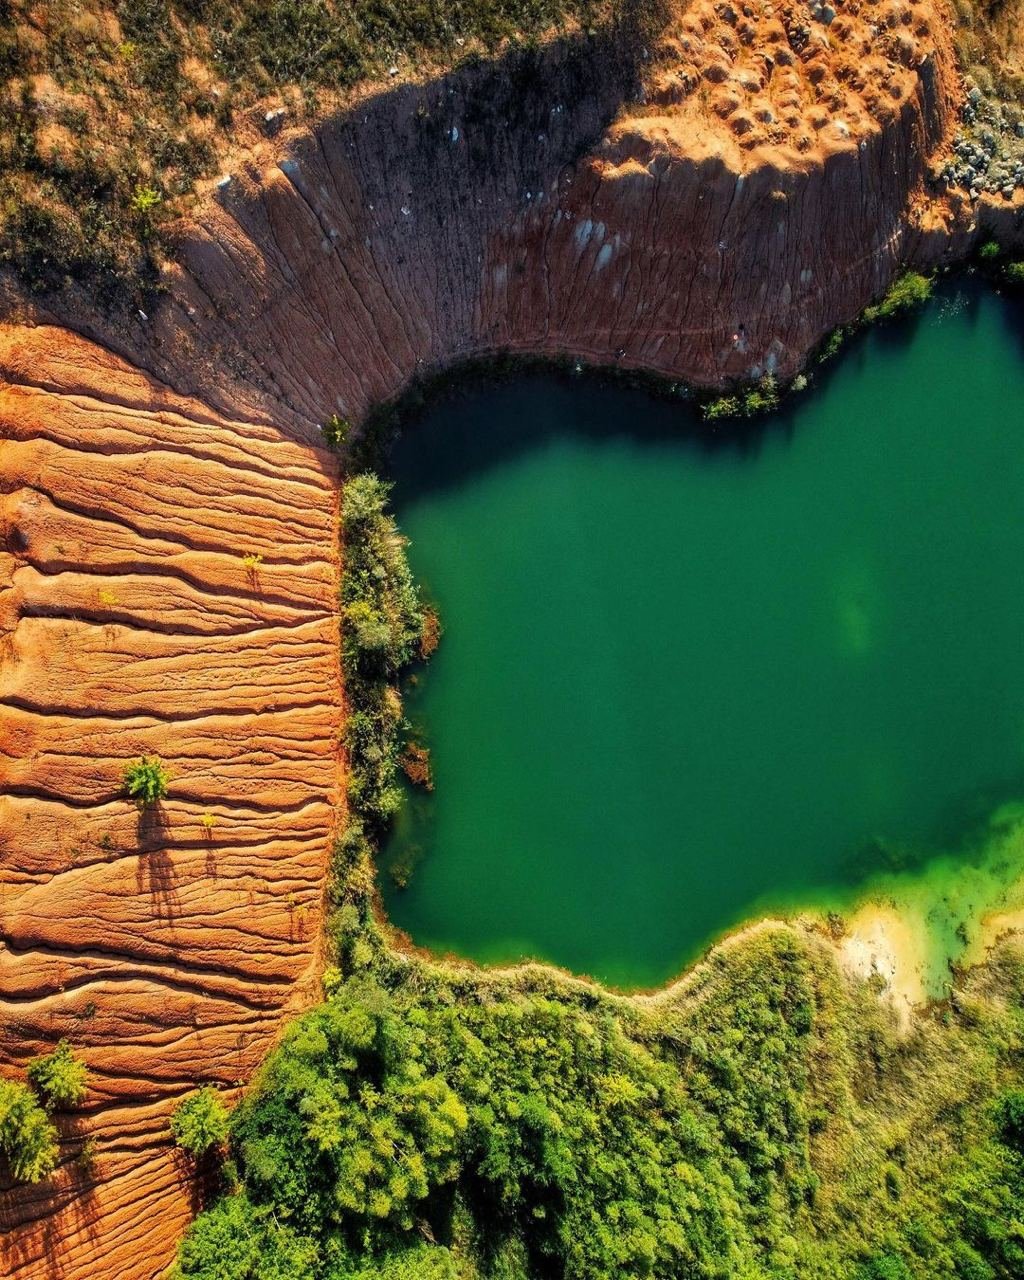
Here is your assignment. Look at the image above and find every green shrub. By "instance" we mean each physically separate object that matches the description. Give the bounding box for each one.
[702,394,742,421]
[322,413,351,450]
[0,1079,58,1183]
[978,239,1002,261]
[171,1087,230,1156]
[339,474,435,837]
[742,373,779,415]
[130,185,163,215]
[702,374,779,422]
[1005,261,1024,287]
[856,1254,914,1280]
[820,326,847,362]
[123,755,170,806]
[863,272,933,323]
[26,1040,88,1109]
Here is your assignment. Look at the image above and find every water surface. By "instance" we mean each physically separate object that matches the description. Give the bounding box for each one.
[383,283,1024,987]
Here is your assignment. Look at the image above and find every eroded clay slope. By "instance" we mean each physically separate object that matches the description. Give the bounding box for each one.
[94,0,1018,433]
[0,326,341,1279]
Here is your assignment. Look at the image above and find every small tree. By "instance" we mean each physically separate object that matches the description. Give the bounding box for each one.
[171,1087,229,1156]
[123,756,170,806]
[27,1040,88,1109]
[322,413,351,450]
[0,1079,58,1183]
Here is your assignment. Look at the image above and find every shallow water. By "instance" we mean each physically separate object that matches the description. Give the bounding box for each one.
[382,281,1024,988]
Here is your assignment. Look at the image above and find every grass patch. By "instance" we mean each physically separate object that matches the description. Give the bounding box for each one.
[0,0,614,307]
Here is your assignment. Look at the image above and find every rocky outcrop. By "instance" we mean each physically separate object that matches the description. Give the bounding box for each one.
[0,327,341,1277]
[1,0,1022,1276]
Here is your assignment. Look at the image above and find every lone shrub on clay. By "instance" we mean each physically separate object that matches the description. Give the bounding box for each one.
[123,756,170,806]
[0,1079,58,1183]
[171,1087,230,1157]
[27,1040,88,1109]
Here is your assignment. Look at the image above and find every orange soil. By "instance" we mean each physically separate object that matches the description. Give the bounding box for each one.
[0,326,341,1278]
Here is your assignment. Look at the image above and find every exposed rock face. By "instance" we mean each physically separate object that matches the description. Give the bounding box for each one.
[97,0,1017,433]
[1,1,1022,1276]
[0,327,341,1277]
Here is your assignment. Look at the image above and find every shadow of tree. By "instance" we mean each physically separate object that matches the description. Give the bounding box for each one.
[134,804,179,924]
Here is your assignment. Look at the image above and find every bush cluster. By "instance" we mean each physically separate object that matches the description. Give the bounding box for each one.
[174,928,1024,1280]
[1,1039,90,1184]
[702,374,779,422]
[26,1039,89,1109]
[862,272,934,323]
[340,473,433,834]
[320,472,439,966]
[171,1087,230,1157]
[0,1080,58,1184]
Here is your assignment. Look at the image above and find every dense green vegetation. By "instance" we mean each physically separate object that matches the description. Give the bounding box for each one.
[0,0,611,305]
[172,478,1024,1280]
[26,1039,89,1109]
[171,1087,231,1156]
[0,1079,58,1183]
[174,927,1024,1280]
[339,473,436,841]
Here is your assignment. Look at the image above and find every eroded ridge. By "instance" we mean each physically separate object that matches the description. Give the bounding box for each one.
[0,326,341,1279]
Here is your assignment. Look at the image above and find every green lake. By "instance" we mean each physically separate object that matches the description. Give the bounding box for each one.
[382,281,1024,989]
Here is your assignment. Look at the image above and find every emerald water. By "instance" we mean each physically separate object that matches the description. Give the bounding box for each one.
[382,282,1024,989]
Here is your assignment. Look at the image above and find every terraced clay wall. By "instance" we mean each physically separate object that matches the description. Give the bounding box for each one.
[0,327,340,1278]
